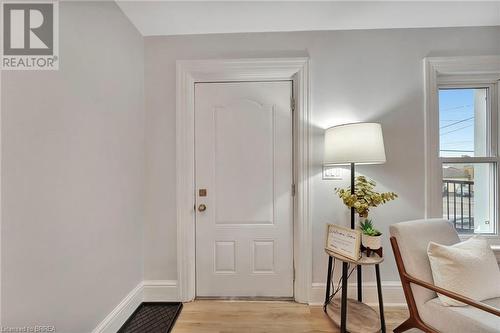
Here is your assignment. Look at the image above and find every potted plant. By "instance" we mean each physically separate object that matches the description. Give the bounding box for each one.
[359,219,382,250]
[335,176,397,250]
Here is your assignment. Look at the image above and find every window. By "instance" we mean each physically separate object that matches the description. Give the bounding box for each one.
[439,85,498,234]
[426,56,500,242]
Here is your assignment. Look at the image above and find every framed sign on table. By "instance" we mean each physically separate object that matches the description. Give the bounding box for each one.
[325,224,361,261]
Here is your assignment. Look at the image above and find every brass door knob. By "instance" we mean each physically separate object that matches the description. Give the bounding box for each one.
[198,204,207,212]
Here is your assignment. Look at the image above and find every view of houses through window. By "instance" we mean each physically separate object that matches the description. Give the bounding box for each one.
[439,88,495,234]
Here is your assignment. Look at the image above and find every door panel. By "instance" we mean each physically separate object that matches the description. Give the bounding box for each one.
[195,81,293,297]
[214,100,274,224]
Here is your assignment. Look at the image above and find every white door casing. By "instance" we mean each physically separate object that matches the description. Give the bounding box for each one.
[176,58,310,303]
[195,82,294,297]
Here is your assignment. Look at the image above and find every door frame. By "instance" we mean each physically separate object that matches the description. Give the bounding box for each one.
[176,58,311,303]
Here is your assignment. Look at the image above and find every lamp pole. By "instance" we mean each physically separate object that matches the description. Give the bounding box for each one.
[350,162,355,229]
[351,162,362,302]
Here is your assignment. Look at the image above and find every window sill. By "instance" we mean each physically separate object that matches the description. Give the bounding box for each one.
[459,233,500,243]
[491,245,500,262]
[458,235,500,261]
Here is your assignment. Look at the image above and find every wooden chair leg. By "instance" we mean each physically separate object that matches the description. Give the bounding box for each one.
[394,316,439,333]
[393,318,415,333]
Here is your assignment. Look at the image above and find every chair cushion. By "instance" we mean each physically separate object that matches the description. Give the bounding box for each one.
[427,236,500,306]
[420,297,500,333]
[389,219,460,312]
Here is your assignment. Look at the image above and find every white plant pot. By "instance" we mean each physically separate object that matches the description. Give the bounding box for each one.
[362,234,382,250]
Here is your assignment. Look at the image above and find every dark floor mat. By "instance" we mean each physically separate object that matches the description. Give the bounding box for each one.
[118,302,183,333]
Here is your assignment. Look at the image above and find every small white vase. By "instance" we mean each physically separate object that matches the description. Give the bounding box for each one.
[362,234,382,250]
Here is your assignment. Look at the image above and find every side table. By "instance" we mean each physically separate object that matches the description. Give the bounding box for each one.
[323,249,386,333]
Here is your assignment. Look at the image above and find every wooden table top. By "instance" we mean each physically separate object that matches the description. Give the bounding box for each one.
[324,248,384,265]
[325,298,381,333]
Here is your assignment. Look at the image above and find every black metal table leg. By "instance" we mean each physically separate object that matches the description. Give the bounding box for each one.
[340,262,348,333]
[375,264,386,333]
[357,265,362,302]
[324,256,333,312]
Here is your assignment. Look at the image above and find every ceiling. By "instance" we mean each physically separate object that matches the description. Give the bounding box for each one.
[116,1,500,37]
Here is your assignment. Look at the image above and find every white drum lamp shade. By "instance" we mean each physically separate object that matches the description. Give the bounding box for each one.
[324,122,386,165]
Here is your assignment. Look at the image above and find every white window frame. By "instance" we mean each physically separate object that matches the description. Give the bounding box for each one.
[425,56,500,244]
[439,83,498,234]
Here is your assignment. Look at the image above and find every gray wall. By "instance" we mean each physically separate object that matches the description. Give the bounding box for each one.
[1,2,144,332]
[144,27,500,283]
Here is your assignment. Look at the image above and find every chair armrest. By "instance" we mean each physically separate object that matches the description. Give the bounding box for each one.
[402,271,500,317]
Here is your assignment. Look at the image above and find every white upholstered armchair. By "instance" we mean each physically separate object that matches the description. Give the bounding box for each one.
[390,218,500,333]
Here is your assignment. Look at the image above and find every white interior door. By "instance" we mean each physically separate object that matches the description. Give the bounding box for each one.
[195,81,294,297]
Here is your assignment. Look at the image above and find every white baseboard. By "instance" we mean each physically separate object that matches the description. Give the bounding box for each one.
[309,281,406,307]
[93,280,179,333]
[93,279,403,332]
[92,282,144,333]
[143,280,179,302]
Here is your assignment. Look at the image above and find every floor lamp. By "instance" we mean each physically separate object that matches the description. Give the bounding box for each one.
[323,122,386,301]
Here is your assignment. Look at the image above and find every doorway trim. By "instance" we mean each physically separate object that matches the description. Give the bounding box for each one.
[176,58,311,303]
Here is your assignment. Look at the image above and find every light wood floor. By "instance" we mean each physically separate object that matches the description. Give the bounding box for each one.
[173,300,409,333]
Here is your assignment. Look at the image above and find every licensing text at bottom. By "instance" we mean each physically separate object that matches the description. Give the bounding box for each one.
[1,326,55,332]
